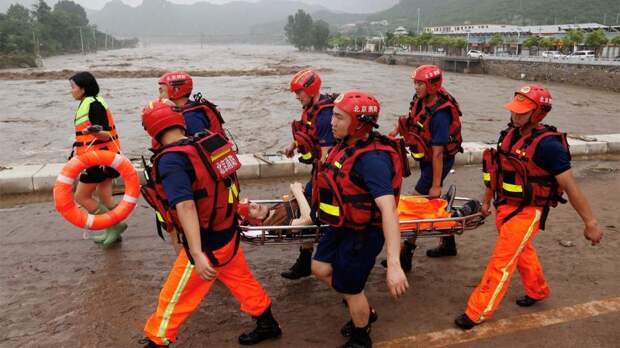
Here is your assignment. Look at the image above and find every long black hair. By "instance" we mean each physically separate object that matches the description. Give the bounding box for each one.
[69,71,100,97]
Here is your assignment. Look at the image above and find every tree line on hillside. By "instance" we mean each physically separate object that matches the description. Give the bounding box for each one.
[0,0,137,68]
[284,9,330,51]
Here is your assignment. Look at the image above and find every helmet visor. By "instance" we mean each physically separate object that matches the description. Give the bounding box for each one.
[504,94,536,114]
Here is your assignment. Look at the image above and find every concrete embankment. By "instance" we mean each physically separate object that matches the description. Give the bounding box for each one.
[330,51,620,92]
[1,134,619,195]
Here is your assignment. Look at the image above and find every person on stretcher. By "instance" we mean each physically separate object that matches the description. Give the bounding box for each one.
[238,184,481,230]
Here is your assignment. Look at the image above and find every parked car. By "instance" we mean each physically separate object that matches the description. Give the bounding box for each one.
[567,50,595,60]
[467,49,483,58]
[541,50,563,58]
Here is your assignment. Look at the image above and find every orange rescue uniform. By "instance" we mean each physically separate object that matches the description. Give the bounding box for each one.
[144,237,272,345]
[465,205,550,322]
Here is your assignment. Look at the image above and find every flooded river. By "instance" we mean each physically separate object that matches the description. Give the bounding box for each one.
[1,44,619,166]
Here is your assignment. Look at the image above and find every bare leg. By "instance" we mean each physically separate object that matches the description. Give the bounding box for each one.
[96,178,116,209]
[75,182,99,213]
[343,292,370,328]
[311,259,332,287]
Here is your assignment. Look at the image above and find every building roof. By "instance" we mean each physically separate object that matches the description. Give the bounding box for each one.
[424,23,610,35]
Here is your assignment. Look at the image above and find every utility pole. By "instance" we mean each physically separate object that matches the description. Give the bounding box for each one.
[104,34,108,50]
[603,13,607,25]
[79,27,85,55]
[92,27,97,52]
[416,8,421,34]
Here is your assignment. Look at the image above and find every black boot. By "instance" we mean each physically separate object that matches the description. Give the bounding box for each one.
[516,295,539,307]
[426,236,457,258]
[238,306,282,345]
[281,246,312,280]
[341,325,372,348]
[341,308,378,337]
[138,338,168,347]
[454,313,478,330]
[381,240,416,272]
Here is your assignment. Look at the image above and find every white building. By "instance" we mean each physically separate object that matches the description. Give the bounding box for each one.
[394,26,409,36]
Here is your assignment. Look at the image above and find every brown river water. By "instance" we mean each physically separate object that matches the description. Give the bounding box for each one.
[1,44,619,166]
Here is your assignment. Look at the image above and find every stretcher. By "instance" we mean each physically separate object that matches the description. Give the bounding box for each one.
[240,196,485,245]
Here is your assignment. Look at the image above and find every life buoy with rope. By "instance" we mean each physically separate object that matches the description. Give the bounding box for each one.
[53,150,140,230]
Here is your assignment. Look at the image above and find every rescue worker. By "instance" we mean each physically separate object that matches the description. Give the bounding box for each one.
[312,90,409,348]
[158,71,226,137]
[281,68,336,280]
[69,71,126,247]
[386,64,463,272]
[139,101,282,347]
[454,84,603,330]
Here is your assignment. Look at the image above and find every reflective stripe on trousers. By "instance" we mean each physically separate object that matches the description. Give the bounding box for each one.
[143,238,272,345]
[464,205,550,322]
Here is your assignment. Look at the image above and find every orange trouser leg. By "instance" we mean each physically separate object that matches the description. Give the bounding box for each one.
[217,245,272,317]
[517,241,550,300]
[144,237,271,345]
[144,248,216,345]
[465,206,543,322]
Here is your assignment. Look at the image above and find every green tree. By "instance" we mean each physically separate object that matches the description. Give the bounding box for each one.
[611,36,620,46]
[489,33,504,47]
[385,31,395,46]
[283,10,330,51]
[312,20,330,51]
[563,30,584,52]
[54,0,88,26]
[284,9,314,51]
[523,35,541,49]
[585,29,608,55]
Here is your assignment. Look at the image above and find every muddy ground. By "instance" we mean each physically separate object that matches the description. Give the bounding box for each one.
[1,159,619,348]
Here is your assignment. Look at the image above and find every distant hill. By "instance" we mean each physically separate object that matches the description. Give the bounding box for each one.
[296,0,398,14]
[370,0,620,28]
[88,0,332,39]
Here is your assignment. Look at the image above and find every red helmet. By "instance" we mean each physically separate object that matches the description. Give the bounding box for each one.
[290,69,321,97]
[334,90,381,138]
[504,84,553,124]
[159,71,193,100]
[141,100,186,141]
[412,65,443,94]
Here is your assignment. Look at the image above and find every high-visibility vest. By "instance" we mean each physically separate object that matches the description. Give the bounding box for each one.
[73,96,121,156]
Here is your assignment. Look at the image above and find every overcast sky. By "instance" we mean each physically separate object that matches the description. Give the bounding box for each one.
[0,0,398,13]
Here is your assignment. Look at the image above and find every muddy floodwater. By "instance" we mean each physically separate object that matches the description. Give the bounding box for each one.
[1,44,619,166]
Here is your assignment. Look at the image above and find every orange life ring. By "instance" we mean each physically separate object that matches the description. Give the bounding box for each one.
[53,150,140,230]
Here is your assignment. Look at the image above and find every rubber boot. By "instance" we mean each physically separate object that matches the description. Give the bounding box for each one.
[380,240,416,272]
[101,221,127,247]
[516,295,540,307]
[91,204,109,244]
[341,308,378,337]
[238,306,282,345]
[138,338,168,347]
[281,246,312,280]
[340,325,372,348]
[426,235,457,258]
[454,313,478,330]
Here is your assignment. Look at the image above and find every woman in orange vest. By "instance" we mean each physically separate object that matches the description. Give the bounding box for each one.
[69,71,125,246]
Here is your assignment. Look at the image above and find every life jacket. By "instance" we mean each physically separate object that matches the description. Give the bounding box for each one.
[73,96,121,156]
[140,131,242,266]
[314,132,410,230]
[149,94,228,150]
[398,88,462,161]
[183,93,227,137]
[291,94,337,164]
[482,124,570,229]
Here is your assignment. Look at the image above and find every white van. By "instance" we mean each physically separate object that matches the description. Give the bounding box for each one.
[568,50,595,60]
